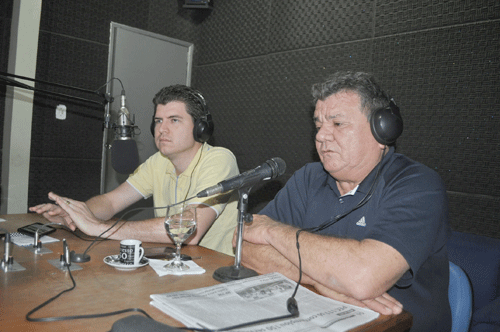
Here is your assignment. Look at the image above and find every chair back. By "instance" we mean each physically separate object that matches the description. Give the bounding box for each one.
[449,261,473,332]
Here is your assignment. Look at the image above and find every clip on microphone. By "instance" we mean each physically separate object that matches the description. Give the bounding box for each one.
[26,225,54,254]
[63,239,71,266]
[0,231,26,272]
[47,239,83,272]
[286,297,299,317]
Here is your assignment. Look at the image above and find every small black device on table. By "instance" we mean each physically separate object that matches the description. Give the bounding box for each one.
[17,222,56,237]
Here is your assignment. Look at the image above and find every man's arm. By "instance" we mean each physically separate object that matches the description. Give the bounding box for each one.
[240,241,402,315]
[48,182,218,244]
[240,215,407,314]
[84,182,142,221]
[28,182,141,227]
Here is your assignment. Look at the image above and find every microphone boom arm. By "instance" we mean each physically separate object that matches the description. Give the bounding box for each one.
[0,71,108,106]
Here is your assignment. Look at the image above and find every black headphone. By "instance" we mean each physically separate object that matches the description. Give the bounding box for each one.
[370,98,403,145]
[191,92,214,143]
[150,90,214,143]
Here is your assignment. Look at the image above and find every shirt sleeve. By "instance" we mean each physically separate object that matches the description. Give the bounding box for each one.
[126,152,162,198]
[363,162,450,287]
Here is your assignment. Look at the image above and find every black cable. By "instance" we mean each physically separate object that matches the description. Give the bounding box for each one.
[176,312,298,331]
[79,196,198,258]
[23,199,185,321]
[291,229,304,300]
[94,77,124,96]
[23,195,297,330]
[24,151,314,330]
[215,312,298,331]
[288,147,387,310]
[25,263,152,322]
[62,228,108,241]
[23,195,204,327]
[21,196,298,330]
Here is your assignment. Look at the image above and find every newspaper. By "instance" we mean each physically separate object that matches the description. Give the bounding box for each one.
[150,272,379,332]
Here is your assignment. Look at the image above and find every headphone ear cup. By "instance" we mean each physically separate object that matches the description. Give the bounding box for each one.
[370,101,403,145]
[193,113,214,143]
[150,116,155,137]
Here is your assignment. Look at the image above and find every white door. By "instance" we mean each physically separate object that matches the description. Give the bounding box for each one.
[103,22,193,220]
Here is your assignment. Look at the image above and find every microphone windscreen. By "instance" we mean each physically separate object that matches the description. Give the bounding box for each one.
[111,139,140,174]
[267,157,286,179]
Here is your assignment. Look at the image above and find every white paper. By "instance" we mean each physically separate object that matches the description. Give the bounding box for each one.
[148,258,206,276]
[10,232,60,247]
[150,272,379,332]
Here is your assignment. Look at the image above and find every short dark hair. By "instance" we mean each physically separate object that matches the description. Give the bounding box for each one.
[311,71,390,119]
[152,85,205,122]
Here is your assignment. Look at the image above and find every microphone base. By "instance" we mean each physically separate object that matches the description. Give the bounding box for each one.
[25,245,52,254]
[213,265,259,283]
[1,258,26,272]
[70,251,91,263]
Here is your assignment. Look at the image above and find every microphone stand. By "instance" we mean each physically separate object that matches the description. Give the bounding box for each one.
[213,186,259,282]
[0,71,113,195]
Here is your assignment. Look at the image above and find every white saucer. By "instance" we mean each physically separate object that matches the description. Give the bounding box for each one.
[103,255,149,271]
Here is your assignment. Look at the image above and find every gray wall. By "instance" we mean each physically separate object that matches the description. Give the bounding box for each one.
[192,1,500,238]
[0,0,499,238]
[0,1,14,206]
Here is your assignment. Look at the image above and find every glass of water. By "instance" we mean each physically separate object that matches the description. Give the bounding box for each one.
[163,205,197,271]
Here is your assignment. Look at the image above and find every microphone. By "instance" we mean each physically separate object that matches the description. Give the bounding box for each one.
[0,231,25,271]
[3,232,12,264]
[110,91,140,174]
[197,157,286,198]
[26,225,53,254]
[63,239,71,266]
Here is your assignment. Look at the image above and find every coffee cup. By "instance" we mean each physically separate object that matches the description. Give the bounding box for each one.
[119,239,144,265]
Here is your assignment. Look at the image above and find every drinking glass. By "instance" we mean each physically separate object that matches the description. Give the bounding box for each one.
[163,205,197,271]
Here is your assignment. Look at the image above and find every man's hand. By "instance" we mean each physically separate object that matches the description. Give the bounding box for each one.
[233,214,281,249]
[313,282,403,316]
[46,192,105,236]
[29,196,75,230]
[238,214,286,246]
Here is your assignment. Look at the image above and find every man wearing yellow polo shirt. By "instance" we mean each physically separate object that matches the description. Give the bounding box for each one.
[29,85,239,256]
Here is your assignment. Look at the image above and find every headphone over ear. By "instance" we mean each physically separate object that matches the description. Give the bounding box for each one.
[191,92,214,143]
[150,90,214,143]
[370,98,403,145]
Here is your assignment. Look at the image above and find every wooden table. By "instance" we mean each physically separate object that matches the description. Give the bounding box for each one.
[1,214,412,331]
